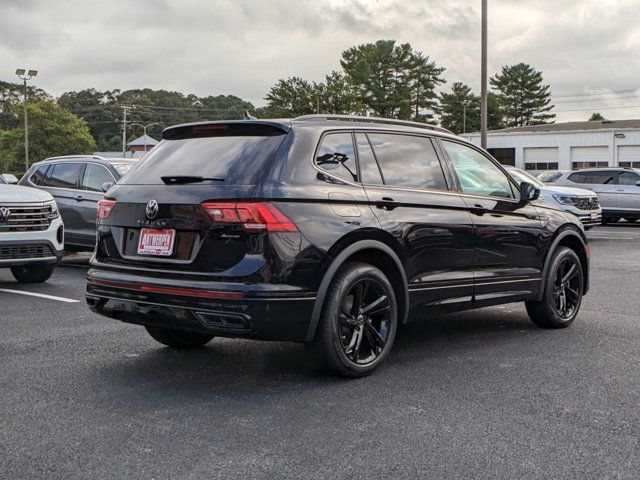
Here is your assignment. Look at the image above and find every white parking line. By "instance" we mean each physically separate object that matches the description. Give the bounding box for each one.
[0,288,80,303]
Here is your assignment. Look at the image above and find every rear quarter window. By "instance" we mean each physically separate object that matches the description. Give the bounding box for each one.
[314,133,358,183]
[121,132,286,186]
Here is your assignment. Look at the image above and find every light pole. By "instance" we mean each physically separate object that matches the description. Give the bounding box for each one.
[480,0,488,148]
[129,122,161,152]
[15,68,38,172]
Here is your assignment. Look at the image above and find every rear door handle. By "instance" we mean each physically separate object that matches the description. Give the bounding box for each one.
[376,197,398,210]
[74,195,85,202]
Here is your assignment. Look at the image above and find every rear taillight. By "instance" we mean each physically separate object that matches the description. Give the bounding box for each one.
[97,199,116,222]
[200,202,297,232]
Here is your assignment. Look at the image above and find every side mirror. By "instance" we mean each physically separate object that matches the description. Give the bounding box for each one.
[101,182,114,193]
[635,180,640,187]
[519,181,540,204]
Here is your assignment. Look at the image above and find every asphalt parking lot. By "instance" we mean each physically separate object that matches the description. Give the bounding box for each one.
[1,224,640,479]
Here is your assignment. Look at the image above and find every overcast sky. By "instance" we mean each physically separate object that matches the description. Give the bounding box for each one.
[1,0,640,122]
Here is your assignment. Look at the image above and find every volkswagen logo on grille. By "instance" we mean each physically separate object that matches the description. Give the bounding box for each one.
[0,207,10,223]
[145,200,159,220]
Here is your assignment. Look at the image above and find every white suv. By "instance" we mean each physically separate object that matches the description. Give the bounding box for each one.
[0,174,64,283]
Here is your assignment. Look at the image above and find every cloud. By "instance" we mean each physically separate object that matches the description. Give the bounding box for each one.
[0,0,639,121]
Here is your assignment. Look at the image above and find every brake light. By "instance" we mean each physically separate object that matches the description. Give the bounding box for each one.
[200,202,298,232]
[97,199,116,222]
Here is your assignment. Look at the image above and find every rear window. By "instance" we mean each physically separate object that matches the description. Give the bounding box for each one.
[367,133,447,190]
[121,130,286,186]
[48,163,83,189]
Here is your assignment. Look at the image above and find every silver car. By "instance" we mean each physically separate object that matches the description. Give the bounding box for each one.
[506,167,602,229]
[554,167,640,223]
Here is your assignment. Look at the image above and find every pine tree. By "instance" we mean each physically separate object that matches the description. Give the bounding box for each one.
[490,63,554,127]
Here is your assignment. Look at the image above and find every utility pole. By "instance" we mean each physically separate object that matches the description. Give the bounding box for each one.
[480,0,488,148]
[121,105,132,155]
[15,69,38,172]
[462,99,468,134]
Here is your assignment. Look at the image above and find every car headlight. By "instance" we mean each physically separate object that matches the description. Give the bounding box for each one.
[47,201,59,219]
[552,195,575,206]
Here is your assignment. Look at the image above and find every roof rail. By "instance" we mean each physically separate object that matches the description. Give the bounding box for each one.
[292,114,453,135]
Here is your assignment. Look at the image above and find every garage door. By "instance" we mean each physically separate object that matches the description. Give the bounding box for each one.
[618,145,640,168]
[523,147,559,171]
[571,146,609,169]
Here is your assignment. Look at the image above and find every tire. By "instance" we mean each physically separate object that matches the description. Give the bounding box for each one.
[10,264,56,283]
[526,247,584,329]
[623,218,638,223]
[145,326,214,349]
[309,262,398,378]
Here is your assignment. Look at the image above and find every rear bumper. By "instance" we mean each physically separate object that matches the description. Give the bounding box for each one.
[86,267,316,342]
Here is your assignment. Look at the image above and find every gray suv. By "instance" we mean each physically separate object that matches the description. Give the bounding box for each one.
[19,156,136,250]
[554,167,640,223]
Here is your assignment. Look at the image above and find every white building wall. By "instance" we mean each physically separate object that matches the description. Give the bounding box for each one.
[462,129,640,169]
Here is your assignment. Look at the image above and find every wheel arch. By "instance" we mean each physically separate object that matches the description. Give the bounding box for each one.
[305,239,409,342]
[537,226,590,301]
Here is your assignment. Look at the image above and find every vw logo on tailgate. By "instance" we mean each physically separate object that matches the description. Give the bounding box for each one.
[145,200,159,220]
[0,207,10,223]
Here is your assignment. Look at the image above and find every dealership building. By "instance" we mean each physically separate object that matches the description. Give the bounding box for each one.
[461,119,640,171]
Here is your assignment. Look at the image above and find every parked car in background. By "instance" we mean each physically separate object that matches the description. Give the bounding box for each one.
[506,167,601,229]
[0,175,64,283]
[86,116,590,377]
[1,173,19,184]
[553,167,640,223]
[535,170,568,184]
[19,156,137,250]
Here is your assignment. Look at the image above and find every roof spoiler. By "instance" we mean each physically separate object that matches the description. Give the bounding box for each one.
[162,121,290,140]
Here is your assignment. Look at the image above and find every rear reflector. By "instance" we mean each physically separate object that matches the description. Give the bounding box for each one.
[97,199,116,222]
[200,202,297,232]
[88,277,245,300]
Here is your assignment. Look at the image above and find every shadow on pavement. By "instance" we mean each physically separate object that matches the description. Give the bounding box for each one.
[92,307,542,406]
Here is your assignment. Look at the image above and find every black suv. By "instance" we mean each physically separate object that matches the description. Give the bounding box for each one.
[87,116,590,377]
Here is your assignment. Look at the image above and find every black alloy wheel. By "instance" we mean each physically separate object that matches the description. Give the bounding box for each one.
[338,278,392,365]
[526,246,583,328]
[310,262,398,377]
[552,256,581,319]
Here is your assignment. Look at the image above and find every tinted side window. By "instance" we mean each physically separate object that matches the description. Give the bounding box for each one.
[82,164,114,192]
[568,172,586,183]
[48,163,83,189]
[315,133,358,183]
[30,165,50,186]
[441,141,514,199]
[618,171,640,185]
[355,133,383,185]
[367,134,447,190]
[587,171,615,184]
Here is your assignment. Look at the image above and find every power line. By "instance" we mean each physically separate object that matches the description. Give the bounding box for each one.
[552,88,640,98]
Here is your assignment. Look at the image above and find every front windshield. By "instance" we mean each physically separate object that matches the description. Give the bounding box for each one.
[508,168,545,188]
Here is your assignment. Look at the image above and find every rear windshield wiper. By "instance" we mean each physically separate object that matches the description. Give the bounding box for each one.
[161,175,225,184]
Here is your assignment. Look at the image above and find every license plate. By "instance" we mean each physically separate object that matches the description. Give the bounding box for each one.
[590,211,600,220]
[137,228,176,256]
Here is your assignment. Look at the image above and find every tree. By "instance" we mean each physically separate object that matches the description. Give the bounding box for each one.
[0,80,51,130]
[408,52,446,122]
[589,112,605,122]
[340,39,445,120]
[437,84,505,134]
[438,82,479,134]
[0,100,95,174]
[263,76,318,117]
[317,71,362,115]
[490,63,554,127]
